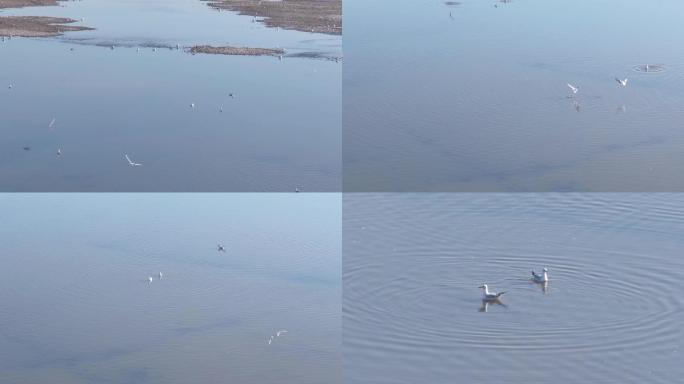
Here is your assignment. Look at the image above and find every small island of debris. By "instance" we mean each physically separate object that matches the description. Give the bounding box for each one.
[189,45,284,56]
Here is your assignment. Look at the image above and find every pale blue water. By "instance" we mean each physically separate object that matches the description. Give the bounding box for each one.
[0,0,341,191]
[344,0,684,191]
[0,193,341,384]
[344,193,684,383]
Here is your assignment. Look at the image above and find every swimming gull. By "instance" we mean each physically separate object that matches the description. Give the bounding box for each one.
[479,284,505,301]
[531,268,549,283]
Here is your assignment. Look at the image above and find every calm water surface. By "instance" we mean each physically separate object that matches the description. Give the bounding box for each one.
[0,194,341,384]
[344,194,684,383]
[0,0,341,191]
[344,0,684,191]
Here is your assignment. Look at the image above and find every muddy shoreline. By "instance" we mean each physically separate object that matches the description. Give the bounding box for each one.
[0,15,91,37]
[190,45,284,56]
[0,0,58,9]
[204,0,341,35]
[1,0,338,59]
[0,0,92,37]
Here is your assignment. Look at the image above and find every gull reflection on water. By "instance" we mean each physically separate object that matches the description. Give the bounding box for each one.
[479,298,508,312]
[530,279,550,294]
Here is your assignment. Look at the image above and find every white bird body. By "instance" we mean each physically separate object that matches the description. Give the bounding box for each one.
[531,268,549,283]
[567,83,579,95]
[49,118,56,128]
[615,77,628,87]
[479,284,505,301]
[57,148,62,156]
[125,154,142,166]
[190,102,195,109]
[159,272,163,279]
[148,276,153,283]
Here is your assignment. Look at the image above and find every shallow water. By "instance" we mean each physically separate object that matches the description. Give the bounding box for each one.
[344,193,684,383]
[344,0,684,191]
[0,0,341,191]
[0,194,341,384]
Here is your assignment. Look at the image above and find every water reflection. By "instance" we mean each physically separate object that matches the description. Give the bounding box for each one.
[479,299,507,313]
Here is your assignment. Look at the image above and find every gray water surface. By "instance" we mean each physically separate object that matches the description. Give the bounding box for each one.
[0,194,341,384]
[0,0,341,191]
[344,193,684,383]
[344,0,684,191]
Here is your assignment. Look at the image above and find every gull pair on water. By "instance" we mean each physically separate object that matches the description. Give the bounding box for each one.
[479,268,550,301]
[567,76,628,97]
[147,272,163,284]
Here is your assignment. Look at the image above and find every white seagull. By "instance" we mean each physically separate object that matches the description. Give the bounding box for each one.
[217,244,226,252]
[479,284,505,301]
[567,83,579,96]
[57,148,62,156]
[615,77,628,87]
[531,268,549,283]
[125,154,142,166]
[268,335,274,345]
[148,276,153,284]
[49,118,56,128]
[8,84,12,89]
[276,329,288,337]
[159,272,163,279]
[190,102,195,110]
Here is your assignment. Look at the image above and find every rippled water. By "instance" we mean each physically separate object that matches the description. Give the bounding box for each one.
[344,194,684,383]
[344,0,684,191]
[0,0,341,191]
[0,194,341,384]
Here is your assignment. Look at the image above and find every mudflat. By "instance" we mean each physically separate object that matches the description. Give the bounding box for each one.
[0,0,58,9]
[0,0,92,37]
[0,16,91,37]
[204,0,341,35]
